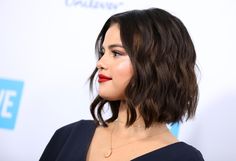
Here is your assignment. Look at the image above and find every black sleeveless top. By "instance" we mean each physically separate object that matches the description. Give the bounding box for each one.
[39,120,204,161]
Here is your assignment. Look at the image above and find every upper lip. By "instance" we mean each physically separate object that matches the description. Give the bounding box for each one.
[98,74,112,80]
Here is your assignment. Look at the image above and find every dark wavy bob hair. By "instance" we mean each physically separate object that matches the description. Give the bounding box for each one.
[89,8,198,128]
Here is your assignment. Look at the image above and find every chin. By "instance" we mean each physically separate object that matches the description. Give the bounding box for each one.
[98,94,122,101]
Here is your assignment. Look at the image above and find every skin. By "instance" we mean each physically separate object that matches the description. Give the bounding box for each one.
[86,24,178,161]
[96,23,133,101]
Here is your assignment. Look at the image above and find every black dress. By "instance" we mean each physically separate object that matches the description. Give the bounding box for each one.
[39,120,204,161]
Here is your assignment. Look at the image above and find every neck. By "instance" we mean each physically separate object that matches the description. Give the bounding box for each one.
[114,101,168,137]
[117,101,144,126]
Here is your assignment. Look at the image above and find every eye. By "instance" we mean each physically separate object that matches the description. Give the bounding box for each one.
[111,50,123,57]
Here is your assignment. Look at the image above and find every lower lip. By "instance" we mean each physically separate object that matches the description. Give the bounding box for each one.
[98,78,111,83]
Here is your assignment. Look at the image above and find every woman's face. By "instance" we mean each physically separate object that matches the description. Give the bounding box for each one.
[97,24,133,101]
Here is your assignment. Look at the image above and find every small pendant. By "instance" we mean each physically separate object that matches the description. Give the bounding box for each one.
[104,149,112,158]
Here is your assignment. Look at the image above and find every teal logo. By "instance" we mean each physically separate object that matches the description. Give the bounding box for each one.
[168,123,180,137]
[0,78,24,129]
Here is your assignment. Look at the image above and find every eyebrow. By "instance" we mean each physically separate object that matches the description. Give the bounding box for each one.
[102,44,124,50]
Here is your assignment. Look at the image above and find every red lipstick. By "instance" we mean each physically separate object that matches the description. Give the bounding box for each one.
[98,74,112,83]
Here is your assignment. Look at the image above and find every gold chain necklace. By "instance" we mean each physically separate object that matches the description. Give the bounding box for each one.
[103,121,168,158]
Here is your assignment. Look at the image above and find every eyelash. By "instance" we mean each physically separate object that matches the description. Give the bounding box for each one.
[98,48,125,59]
[111,50,123,57]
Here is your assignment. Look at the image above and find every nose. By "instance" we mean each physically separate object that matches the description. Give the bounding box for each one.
[96,55,107,70]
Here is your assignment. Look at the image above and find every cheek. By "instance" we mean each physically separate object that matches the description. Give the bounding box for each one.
[113,61,133,84]
[98,60,133,100]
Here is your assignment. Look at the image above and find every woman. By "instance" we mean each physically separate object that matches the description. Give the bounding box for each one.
[40,8,204,161]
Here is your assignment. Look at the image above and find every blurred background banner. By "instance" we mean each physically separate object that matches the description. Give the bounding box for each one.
[0,0,236,160]
[0,78,24,129]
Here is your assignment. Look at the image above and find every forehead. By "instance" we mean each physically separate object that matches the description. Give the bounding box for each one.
[103,24,122,46]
